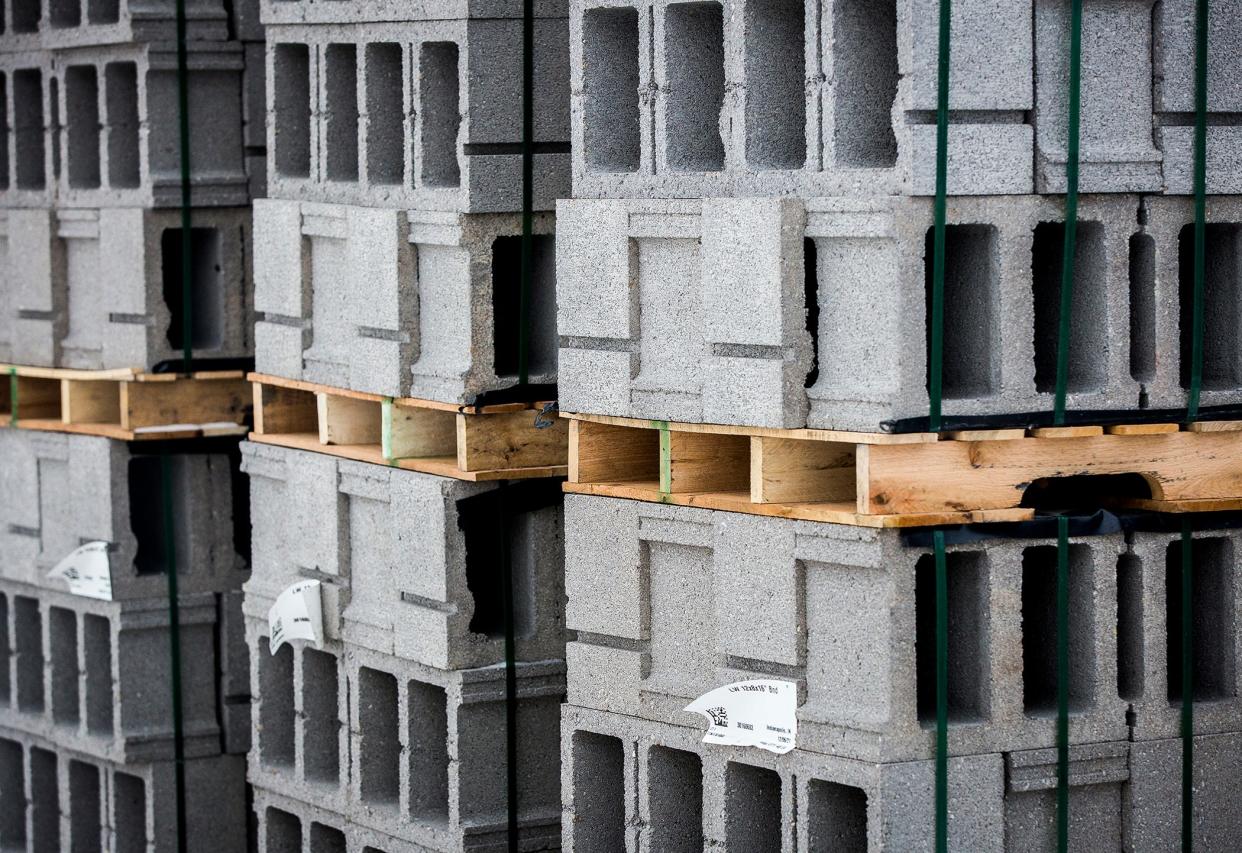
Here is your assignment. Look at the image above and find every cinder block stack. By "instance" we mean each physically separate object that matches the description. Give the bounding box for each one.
[242,2,572,851]
[556,1,1242,850]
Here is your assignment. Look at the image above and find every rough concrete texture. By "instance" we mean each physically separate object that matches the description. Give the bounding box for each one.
[557,194,1190,431]
[240,441,566,671]
[1003,741,1131,850]
[0,431,248,601]
[262,12,569,214]
[569,0,1034,200]
[0,577,228,764]
[253,199,558,402]
[246,632,565,853]
[562,702,1007,852]
[3,205,254,370]
[1129,731,1242,851]
[563,494,1136,764]
[0,51,59,209]
[0,727,248,853]
[0,0,244,51]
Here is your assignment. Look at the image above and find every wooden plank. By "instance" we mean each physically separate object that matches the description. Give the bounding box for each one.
[1028,425,1104,438]
[1105,423,1179,436]
[121,377,250,430]
[1187,420,1242,433]
[667,431,749,494]
[61,379,121,424]
[14,377,61,420]
[570,419,660,484]
[941,428,1026,441]
[750,436,856,504]
[385,402,457,459]
[456,409,569,472]
[317,393,381,446]
[860,431,1242,515]
[253,382,318,436]
[559,410,936,445]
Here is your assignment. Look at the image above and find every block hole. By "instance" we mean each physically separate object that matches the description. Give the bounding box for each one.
[15,596,43,713]
[1021,544,1096,715]
[129,455,188,576]
[30,748,58,853]
[915,551,989,724]
[1166,537,1237,702]
[309,823,346,853]
[582,7,641,172]
[0,595,9,705]
[0,738,25,849]
[66,65,101,189]
[88,0,118,24]
[725,763,781,853]
[833,0,898,167]
[1116,553,1144,702]
[259,642,295,767]
[325,44,359,182]
[491,234,558,379]
[570,731,625,852]
[664,2,725,172]
[84,614,113,734]
[1129,233,1156,383]
[14,68,46,190]
[112,772,146,853]
[365,43,404,186]
[104,62,139,189]
[419,42,461,188]
[0,75,9,190]
[745,0,805,170]
[68,761,101,853]
[49,606,80,726]
[1180,223,1242,390]
[49,0,79,28]
[273,44,311,178]
[804,237,820,388]
[264,808,302,853]
[1032,221,1108,394]
[302,648,341,783]
[161,227,224,350]
[358,667,400,806]
[648,746,703,852]
[12,0,40,32]
[924,225,998,399]
[807,779,868,853]
[408,679,449,821]
[49,77,61,180]
[1020,473,1152,512]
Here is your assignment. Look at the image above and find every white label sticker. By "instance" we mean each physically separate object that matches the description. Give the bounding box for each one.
[268,580,324,654]
[684,679,797,755]
[47,542,114,601]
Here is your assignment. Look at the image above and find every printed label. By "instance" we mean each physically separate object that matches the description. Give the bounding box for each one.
[47,542,114,601]
[268,580,324,654]
[684,679,797,755]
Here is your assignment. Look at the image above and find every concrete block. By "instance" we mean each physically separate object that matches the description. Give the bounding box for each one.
[1003,742,1130,851]
[0,0,236,50]
[562,702,1006,853]
[0,52,57,208]
[563,493,1132,764]
[253,200,557,402]
[240,441,566,671]
[246,633,565,852]
[1128,732,1242,851]
[263,13,569,214]
[7,207,65,367]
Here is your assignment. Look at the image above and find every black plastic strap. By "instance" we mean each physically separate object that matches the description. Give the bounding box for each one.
[498,480,520,853]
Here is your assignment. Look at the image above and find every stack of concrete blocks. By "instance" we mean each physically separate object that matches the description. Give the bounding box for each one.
[0,0,264,370]
[252,0,570,402]
[555,0,1242,849]
[240,441,567,852]
[0,428,252,852]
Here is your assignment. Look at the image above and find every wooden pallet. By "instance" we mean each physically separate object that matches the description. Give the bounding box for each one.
[248,373,568,481]
[563,412,1242,527]
[2,364,251,440]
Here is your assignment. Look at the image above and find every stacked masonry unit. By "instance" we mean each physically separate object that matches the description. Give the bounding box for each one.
[244,2,571,851]
[0,0,263,850]
[558,1,1242,851]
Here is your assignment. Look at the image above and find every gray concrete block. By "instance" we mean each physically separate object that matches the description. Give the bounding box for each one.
[262,12,569,214]
[0,577,227,765]
[7,207,65,367]
[246,632,565,852]
[1003,742,1130,851]
[1128,732,1242,851]
[252,200,557,402]
[0,431,247,602]
[240,441,566,671]
[0,0,236,50]
[562,702,1006,853]
[0,51,58,208]
[563,493,1131,764]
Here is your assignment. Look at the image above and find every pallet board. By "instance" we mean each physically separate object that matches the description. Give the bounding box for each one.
[563,412,1242,527]
[248,373,568,481]
[1,364,251,440]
